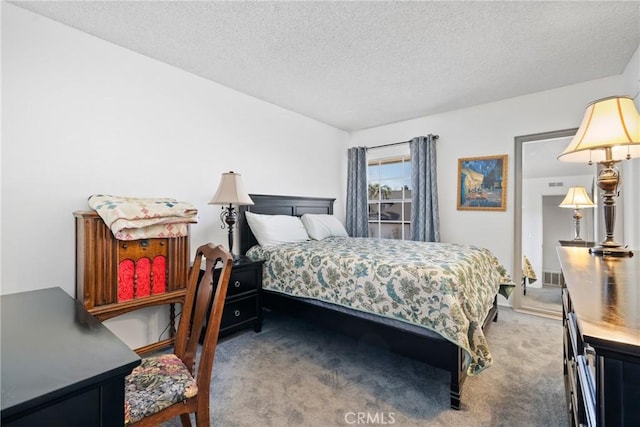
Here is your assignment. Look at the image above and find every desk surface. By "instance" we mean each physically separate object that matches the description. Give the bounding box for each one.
[1,287,140,421]
[557,247,640,355]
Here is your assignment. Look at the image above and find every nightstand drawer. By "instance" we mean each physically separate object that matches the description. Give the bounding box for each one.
[221,296,258,329]
[198,255,263,341]
[227,269,259,298]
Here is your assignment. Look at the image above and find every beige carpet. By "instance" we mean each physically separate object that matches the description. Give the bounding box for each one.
[163,307,565,426]
[523,285,563,313]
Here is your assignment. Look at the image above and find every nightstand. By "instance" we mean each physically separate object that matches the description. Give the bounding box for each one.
[200,255,264,340]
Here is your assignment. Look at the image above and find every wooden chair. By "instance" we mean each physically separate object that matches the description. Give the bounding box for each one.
[125,243,233,426]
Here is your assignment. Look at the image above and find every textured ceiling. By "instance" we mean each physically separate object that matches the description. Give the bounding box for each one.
[11,1,640,131]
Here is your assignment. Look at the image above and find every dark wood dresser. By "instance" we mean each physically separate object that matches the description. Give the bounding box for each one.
[558,247,640,426]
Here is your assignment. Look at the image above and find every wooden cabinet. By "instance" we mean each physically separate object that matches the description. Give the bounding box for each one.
[201,256,264,340]
[558,247,640,426]
[74,211,190,353]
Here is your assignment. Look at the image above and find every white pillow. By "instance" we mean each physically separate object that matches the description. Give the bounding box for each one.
[301,214,349,240]
[245,211,310,247]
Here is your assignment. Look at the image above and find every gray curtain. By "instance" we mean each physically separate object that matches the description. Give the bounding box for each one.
[410,135,440,242]
[346,146,369,237]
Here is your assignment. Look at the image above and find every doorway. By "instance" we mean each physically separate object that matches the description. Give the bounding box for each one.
[521,194,594,312]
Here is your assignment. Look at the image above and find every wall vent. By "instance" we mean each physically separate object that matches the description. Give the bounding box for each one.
[548,182,564,187]
[543,271,565,287]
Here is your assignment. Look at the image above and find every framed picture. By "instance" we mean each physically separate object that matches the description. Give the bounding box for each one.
[457,154,508,211]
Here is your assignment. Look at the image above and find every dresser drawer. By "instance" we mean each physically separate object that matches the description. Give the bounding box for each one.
[566,358,581,425]
[221,296,258,330]
[226,269,259,298]
[567,312,580,358]
[562,288,570,319]
[576,355,596,427]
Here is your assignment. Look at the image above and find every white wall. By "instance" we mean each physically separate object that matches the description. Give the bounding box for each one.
[3,2,638,344]
[522,174,595,283]
[1,4,347,347]
[349,75,629,305]
[542,196,571,274]
[622,44,640,250]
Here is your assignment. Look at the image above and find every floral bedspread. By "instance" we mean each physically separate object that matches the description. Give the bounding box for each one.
[247,237,513,375]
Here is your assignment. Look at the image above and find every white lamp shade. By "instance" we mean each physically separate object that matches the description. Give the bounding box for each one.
[559,186,595,209]
[558,96,640,163]
[209,172,254,205]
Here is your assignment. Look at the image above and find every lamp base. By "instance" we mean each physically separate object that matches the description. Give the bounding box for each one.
[590,246,634,257]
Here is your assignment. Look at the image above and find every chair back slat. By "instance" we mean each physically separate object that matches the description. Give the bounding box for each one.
[197,251,232,386]
[174,244,232,374]
[174,253,201,359]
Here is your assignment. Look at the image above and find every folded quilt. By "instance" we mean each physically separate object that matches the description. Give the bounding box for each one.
[88,194,198,240]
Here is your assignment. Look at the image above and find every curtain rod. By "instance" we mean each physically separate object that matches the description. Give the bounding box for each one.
[367,134,439,150]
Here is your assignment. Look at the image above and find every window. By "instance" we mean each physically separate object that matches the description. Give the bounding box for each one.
[367,156,411,240]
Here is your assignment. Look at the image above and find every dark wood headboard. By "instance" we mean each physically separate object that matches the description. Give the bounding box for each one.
[238,194,336,255]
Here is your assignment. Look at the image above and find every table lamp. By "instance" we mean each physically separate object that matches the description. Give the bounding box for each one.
[558,96,640,256]
[209,171,254,257]
[559,186,595,241]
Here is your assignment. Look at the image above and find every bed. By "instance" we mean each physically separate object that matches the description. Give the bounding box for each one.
[238,194,509,409]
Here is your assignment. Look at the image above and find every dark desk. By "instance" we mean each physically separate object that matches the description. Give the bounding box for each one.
[1,287,140,426]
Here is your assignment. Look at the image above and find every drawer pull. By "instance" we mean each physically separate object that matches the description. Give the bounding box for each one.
[234,310,241,317]
[234,281,241,288]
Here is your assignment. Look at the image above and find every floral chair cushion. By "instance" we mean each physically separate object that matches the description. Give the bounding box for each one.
[125,353,198,425]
